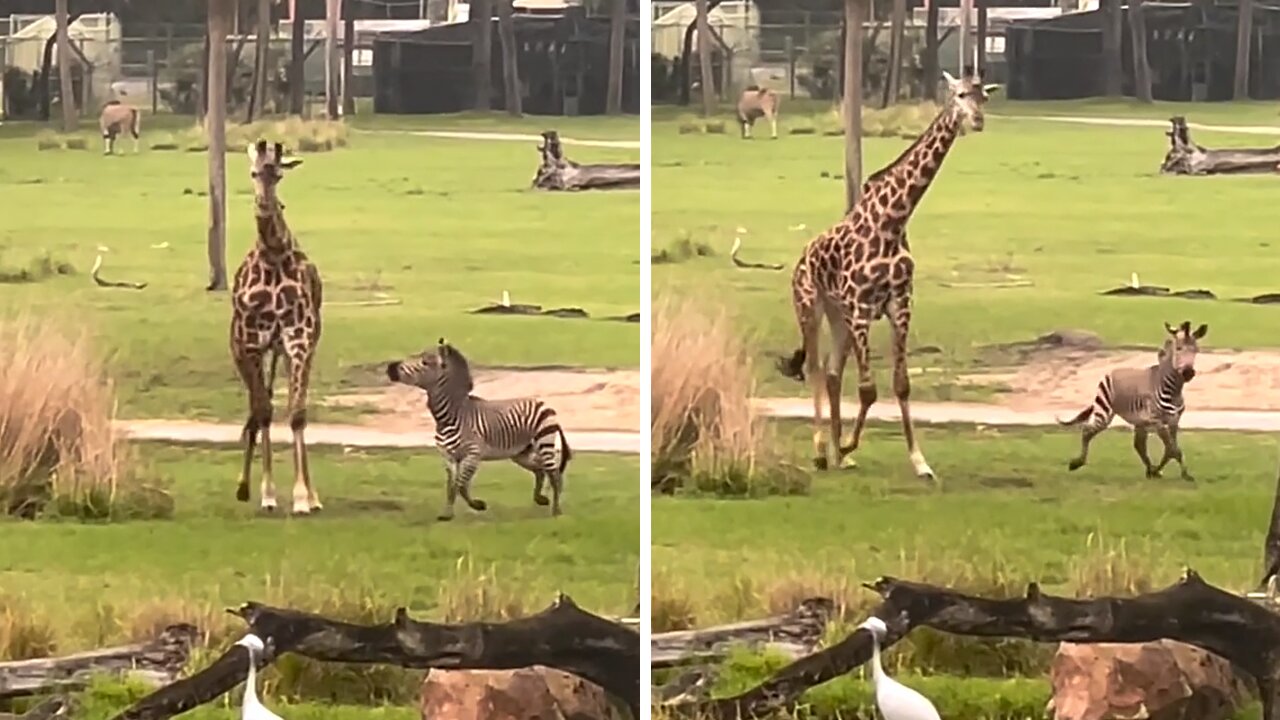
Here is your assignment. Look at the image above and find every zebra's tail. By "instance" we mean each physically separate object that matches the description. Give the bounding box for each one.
[1057,407,1092,427]
[556,427,572,472]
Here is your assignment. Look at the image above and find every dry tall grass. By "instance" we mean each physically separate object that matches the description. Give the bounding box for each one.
[0,316,130,517]
[651,295,807,497]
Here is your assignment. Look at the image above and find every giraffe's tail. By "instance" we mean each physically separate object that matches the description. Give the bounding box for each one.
[777,348,806,382]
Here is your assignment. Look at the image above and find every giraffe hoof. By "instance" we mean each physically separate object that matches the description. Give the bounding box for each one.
[236,485,250,502]
[812,456,829,471]
[534,494,551,506]
[1068,459,1085,472]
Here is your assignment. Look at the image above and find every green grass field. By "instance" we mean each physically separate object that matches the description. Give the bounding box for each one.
[0,112,640,420]
[653,98,1280,398]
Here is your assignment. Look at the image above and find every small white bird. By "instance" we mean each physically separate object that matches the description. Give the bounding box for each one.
[1130,272,1140,289]
[789,223,807,231]
[501,290,511,307]
[860,617,942,720]
[235,634,284,720]
[736,226,748,234]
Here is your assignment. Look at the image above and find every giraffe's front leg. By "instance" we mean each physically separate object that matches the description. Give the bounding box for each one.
[887,298,934,482]
[258,350,282,512]
[285,348,319,515]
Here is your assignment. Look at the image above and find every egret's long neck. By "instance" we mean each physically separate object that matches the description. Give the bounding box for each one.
[244,648,260,705]
[869,632,887,681]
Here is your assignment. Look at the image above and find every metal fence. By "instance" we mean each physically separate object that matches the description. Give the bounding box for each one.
[1,18,374,120]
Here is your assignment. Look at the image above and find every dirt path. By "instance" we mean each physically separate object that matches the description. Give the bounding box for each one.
[993,114,1280,136]
[354,128,639,149]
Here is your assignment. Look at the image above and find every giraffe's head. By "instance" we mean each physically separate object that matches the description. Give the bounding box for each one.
[942,71,1000,133]
[385,339,475,395]
[1158,320,1207,382]
[247,139,302,215]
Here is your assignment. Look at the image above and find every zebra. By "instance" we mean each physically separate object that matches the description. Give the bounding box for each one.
[99,100,141,155]
[1058,320,1208,481]
[385,339,572,520]
[737,86,780,140]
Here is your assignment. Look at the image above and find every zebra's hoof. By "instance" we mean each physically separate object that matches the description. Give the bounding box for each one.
[534,495,550,506]
[1146,468,1162,479]
[1068,459,1085,471]
[1182,473,1196,483]
[469,499,488,512]
[436,514,454,522]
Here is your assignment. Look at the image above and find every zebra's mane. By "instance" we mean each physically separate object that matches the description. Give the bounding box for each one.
[439,342,475,394]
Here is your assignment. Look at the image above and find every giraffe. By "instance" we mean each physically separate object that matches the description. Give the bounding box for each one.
[777,71,999,482]
[230,139,324,514]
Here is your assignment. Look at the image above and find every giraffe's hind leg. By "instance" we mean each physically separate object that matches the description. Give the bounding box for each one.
[257,349,282,511]
[284,346,319,515]
[823,303,856,470]
[887,297,934,482]
[843,307,879,462]
[233,350,271,506]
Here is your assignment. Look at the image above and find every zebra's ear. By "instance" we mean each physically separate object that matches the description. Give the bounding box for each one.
[1193,323,1208,339]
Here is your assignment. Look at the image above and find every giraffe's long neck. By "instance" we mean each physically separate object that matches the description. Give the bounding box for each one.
[858,106,964,222]
[254,198,295,255]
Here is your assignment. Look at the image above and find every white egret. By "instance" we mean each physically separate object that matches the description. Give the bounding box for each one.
[859,617,941,720]
[235,634,283,720]
[501,290,511,307]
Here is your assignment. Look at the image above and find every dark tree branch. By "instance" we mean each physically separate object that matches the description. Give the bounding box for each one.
[532,130,639,191]
[1159,117,1280,176]
[668,571,1280,719]
[110,595,638,720]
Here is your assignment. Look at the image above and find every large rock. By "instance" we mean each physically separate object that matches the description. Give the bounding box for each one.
[420,666,625,720]
[1049,640,1250,720]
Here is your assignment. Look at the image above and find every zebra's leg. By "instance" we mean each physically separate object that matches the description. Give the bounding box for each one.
[1068,412,1112,471]
[512,451,549,506]
[1132,426,1157,477]
[548,469,563,517]
[887,297,934,482]
[438,457,459,521]
[454,457,487,512]
[1156,424,1194,482]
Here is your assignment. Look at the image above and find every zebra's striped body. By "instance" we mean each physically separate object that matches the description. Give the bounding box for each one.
[387,340,571,520]
[99,101,140,155]
[1059,321,1207,480]
[737,86,780,140]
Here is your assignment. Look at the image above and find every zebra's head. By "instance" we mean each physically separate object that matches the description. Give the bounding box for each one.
[1159,321,1208,382]
[247,140,302,215]
[385,339,475,395]
[942,70,1000,133]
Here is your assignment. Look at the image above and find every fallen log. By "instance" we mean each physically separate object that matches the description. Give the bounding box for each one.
[532,130,639,191]
[0,625,197,700]
[110,594,638,720]
[652,598,833,669]
[666,571,1280,719]
[1160,116,1280,176]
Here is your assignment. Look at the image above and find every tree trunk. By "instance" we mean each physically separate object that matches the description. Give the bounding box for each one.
[343,8,355,115]
[325,0,341,119]
[976,0,988,76]
[1130,0,1153,103]
[695,0,715,116]
[1234,0,1254,100]
[1100,0,1122,96]
[923,0,939,100]
[290,0,305,115]
[605,0,626,114]
[206,0,231,293]
[882,0,905,107]
[958,0,974,73]
[246,0,271,122]
[677,0,723,106]
[55,0,77,132]
[843,0,865,212]
[496,0,522,115]
[471,0,493,110]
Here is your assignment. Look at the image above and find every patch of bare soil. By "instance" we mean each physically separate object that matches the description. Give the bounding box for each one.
[325,367,640,436]
[965,344,1280,412]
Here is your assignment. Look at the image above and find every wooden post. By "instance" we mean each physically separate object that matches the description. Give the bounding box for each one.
[924,0,939,100]
[843,0,865,212]
[1100,0,1122,96]
[695,0,715,116]
[325,0,341,119]
[786,35,796,98]
[247,0,270,121]
[883,0,905,106]
[497,0,521,115]
[291,0,305,115]
[1130,0,1153,102]
[343,3,356,115]
[55,0,76,132]
[606,0,626,114]
[958,0,974,74]
[976,0,988,76]
[471,0,493,110]
[207,0,231,292]
[148,49,158,113]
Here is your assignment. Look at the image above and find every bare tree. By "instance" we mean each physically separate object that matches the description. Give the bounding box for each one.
[471,0,493,110]
[290,0,304,115]
[843,0,865,211]
[55,0,76,132]
[958,0,973,73]
[1234,0,1254,99]
[325,0,340,118]
[1130,0,1153,102]
[1100,0,1122,96]
[207,0,232,292]
[496,0,522,115]
[606,0,626,114]
[882,0,905,107]
[695,0,715,116]
[246,0,271,121]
